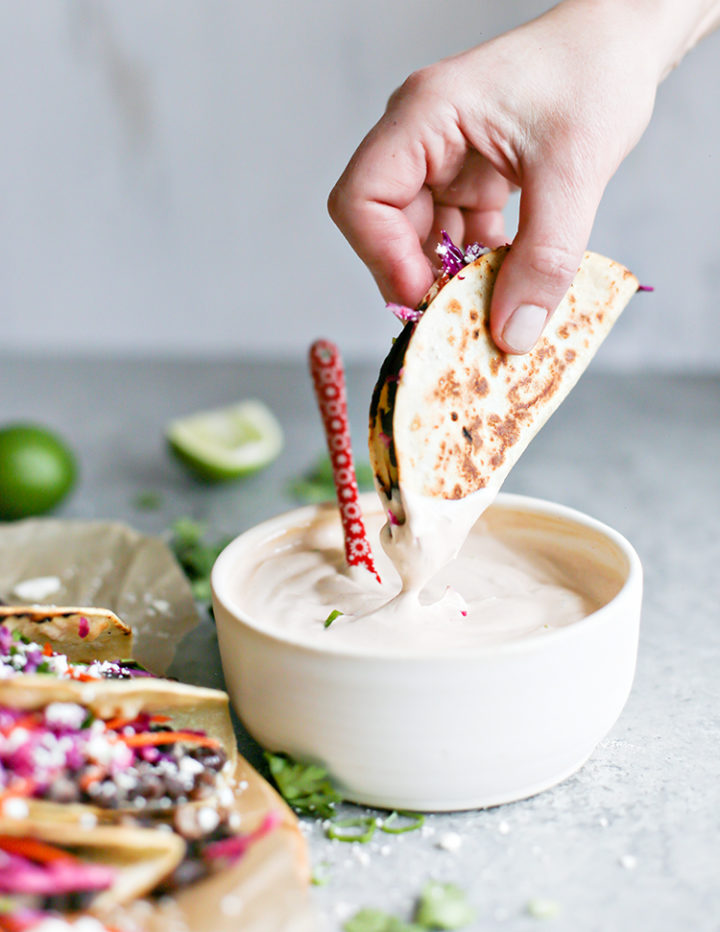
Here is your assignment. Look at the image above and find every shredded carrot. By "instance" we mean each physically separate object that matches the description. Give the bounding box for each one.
[121,730,219,749]
[79,766,105,792]
[68,670,98,682]
[103,716,134,731]
[43,642,54,656]
[0,777,35,808]
[0,714,37,737]
[0,835,76,864]
[150,714,171,723]
[0,915,25,932]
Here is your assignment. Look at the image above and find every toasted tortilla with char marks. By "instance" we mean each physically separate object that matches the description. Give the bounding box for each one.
[370,247,639,501]
[0,605,132,663]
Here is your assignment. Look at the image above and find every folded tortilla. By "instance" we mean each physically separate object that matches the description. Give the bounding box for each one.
[0,677,237,823]
[0,606,132,663]
[0,816,184,913]
[370,247,639,501]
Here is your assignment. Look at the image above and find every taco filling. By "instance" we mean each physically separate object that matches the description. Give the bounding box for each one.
[0,704,228,811]
[0,629,151,683]
[0,835,115,910]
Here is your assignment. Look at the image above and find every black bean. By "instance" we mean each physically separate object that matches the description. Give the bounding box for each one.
[47,776,81,804]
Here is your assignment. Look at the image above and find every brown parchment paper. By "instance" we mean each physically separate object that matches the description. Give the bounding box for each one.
[0,518,198,673]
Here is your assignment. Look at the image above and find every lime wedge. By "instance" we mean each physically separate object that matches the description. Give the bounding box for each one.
[166,400,283,481]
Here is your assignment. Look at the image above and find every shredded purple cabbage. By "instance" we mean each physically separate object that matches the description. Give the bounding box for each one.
[637,284,654,292]
[436,230,488,277]
[386,303,422,324]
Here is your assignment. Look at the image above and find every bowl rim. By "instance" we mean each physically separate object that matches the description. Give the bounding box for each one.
[211,492,642,662]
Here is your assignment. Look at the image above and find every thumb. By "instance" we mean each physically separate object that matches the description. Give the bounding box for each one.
[490,169,601,354]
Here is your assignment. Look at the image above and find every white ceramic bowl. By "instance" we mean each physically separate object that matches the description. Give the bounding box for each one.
[212,493,642,812]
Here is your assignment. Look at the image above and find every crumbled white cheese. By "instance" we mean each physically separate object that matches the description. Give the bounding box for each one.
[44,702,87,731]
[197,805,221,834]
[3,797,29,820]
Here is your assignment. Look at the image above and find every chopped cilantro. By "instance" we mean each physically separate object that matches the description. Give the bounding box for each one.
[326,815,377,843]
[526,897,561,919]
[380,810,425,835]
[264,751,341,818]
[288,454,375,504]
[324,609,344,629]
[167,518,231,613]
[133,490,163,511]
[414,882,475,930]
[311,862,331,887]
[344,909,422,932]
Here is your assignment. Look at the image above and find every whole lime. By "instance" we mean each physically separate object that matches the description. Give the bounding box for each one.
[0,424,77,520]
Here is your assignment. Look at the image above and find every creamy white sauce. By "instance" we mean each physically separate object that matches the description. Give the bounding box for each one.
[236,509,600,653]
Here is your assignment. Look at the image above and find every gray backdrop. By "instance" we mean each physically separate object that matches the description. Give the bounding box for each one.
[2,1,718,369]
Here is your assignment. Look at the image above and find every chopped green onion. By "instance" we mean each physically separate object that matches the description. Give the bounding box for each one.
[414,881,475,930]
[380,810,425,835]
[326,815,377,843]
[324,609,344,629]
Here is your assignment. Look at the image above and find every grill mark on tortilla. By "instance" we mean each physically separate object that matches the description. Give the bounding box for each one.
[369,321,415,496]
[372,247,639,502]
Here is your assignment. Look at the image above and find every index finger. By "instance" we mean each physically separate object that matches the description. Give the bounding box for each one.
[328,94,467,306]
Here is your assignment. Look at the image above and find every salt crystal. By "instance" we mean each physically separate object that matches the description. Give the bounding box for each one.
[498,820,511,835]
[437,832,463,852]
[619,854,637,870]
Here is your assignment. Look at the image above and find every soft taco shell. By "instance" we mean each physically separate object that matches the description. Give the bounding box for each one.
[104,755,314,932]
[370,247,639,500]
[0,606,132,663]
[0,816,184,912]
[0,676,236,769]
[0,676,238,825]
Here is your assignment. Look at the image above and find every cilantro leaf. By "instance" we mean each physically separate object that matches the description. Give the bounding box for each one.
[289,454,375,504]
[133,490,163,511]
[344,909,423,932]
[414,882,475,930]
[167,518,231,613]
[264,751,342,818]
[324,609,344,629]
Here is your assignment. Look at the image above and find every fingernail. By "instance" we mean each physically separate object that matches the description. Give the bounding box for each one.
[502,304,548,354]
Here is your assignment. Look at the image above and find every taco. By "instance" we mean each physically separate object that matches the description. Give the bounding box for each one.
[370,245,639,506]
[0,608,132,665]
[0,687,311,931]
[0,678,236,818]
[0,625,155,682]
[0,625,150,683]
[0,816,184,920]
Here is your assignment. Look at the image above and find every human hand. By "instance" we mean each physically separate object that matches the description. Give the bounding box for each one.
[329,0,665,353]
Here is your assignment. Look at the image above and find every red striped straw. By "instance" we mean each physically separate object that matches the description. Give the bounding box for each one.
[309,339,381,584]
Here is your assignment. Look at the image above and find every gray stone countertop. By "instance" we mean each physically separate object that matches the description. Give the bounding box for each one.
[1,355,718,932]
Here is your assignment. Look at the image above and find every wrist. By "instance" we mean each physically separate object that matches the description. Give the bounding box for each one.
[556,0,720,83]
